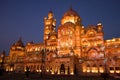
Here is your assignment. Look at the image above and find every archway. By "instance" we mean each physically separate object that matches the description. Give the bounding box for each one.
[60,64,65,74]
[87,47,98,59]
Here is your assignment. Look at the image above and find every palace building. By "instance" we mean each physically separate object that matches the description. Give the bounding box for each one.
[0,8,120,75]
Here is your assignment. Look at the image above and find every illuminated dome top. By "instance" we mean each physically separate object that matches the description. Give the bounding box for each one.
[64,8,80,17]
[61,7,81,25]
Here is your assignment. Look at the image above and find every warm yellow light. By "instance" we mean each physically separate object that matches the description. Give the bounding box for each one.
[61,17,75,24]
[83,69,86,72]
[66,43,68,46]
[91,67,98,73]
[0,59,2,62]
[86,67,90,72]
[91,68,95,73]
[65,72,68,75]
[87,70,90,72]
[10,68,13,71]
[46,69,49,72]
[97,23,102,26]
[94,70,98,73]
[99,68,104,73]
[51,71,54,74]
[116,70,120,73]
[6,68,8,71]
[113,38,116,41]
[82,26,84,28]
[58,70,60,74]
[65,70,68,75]
[82,67,86,72]
[39,70,42,72]
[36,70,39,72]
[99,70,104,73]
[110,70,114,73]
[70,72,74,75]
[52,37,55,39]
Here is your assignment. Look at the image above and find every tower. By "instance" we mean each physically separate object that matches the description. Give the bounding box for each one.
[9,38,25,62]
[58,7,82,57]
[44,11,57,51]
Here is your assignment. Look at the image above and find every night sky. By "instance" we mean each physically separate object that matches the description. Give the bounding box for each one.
[0,0,120,55]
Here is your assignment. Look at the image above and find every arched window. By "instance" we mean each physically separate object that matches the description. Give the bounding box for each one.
[88,49,97,59]
[86,64,90,72]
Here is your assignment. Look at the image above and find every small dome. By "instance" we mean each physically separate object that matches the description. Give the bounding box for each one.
[61,7,81,25]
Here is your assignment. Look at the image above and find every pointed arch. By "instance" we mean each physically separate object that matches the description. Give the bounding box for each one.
[87,47,98,59]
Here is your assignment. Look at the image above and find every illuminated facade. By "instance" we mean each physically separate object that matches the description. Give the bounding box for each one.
[1,8,120,75]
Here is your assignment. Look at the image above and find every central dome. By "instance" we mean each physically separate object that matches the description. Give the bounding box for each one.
[64,8,80,17]
[61,7,81,25]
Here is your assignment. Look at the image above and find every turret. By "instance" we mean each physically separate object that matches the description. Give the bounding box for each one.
[44,11,56,44]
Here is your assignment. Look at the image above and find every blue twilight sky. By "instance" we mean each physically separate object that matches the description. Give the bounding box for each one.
[0,0,120,55]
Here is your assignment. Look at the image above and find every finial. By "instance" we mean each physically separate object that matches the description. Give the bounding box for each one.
[18,37,22,43]
[49,10,53,13]
[69,5,73,11]
[19,37,22,41]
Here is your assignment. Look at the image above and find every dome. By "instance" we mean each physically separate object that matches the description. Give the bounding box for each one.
[63,8,80,17]
[61,7,81,25]
[58,22,75,30]
[58,22,75,37]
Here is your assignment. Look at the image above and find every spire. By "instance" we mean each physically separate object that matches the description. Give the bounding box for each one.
[49,10,53,13]
[18,37,22,41]
[18,37,22,43]
[69,5,73,11]
[16,37,24,47]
